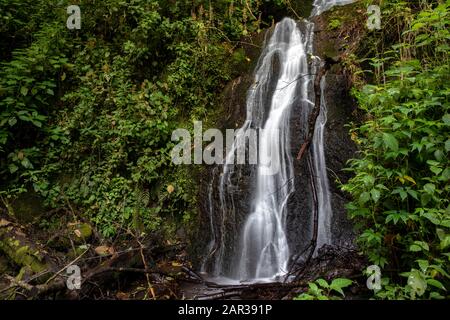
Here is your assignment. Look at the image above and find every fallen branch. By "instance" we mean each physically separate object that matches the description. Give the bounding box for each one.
[290,58,334,280]
[296,59,333,161]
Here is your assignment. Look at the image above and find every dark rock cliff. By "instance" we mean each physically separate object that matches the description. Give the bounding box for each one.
[192,2,367,273]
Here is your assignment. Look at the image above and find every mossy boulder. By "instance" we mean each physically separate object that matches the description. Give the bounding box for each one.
[0,222,51,273]
[10,190,46,223]
[312,1,367,61]
[68,222,93,243]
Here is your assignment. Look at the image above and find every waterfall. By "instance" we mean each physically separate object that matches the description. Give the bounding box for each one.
[203,0,354,284]
[311,0,356,16]
[313,77,332,252]
[233,18,310,281]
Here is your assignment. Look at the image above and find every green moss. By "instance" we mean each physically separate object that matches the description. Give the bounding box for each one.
[323,41,340,60]
[0,234,48,273]
[69,222,93,243]
[328,18,342,30]
[11,190,46,223]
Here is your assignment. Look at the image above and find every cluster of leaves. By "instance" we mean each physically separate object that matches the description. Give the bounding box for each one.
[295,278,353,300]
[343,0,449,299]
[0,0,287,237]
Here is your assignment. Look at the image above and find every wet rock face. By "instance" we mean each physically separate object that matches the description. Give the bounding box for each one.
[286,64,358,259]
[193,71,258,273]
[194,9,361,271]
[286,79,314,258]
[322,70,357,246]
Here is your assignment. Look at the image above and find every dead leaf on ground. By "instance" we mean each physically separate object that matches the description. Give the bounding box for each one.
[0,219,11,227]
[116,291,130,300]
[94,245,114,256]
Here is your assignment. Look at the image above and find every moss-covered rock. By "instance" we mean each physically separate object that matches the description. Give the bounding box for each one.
[313,1,367,61]
[10,190,46,223]
[68,222,93,243]
[0,219,53,274]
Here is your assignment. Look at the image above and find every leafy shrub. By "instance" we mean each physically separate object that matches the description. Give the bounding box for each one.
[295,278,353,300]
[0,0,282,237]
[343,0,449,299]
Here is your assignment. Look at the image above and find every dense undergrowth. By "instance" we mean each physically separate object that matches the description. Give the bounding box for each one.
[0,0,290,238]
[342,0,449,299]
[0,0,448,300]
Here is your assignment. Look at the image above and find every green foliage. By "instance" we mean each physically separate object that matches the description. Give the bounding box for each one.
[328,18,342,30]
[343,0,450,299]
[295,278,353,300]
[0,0,284,237]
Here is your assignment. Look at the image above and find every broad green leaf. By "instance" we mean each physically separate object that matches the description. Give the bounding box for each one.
[409,241,429,252]
[316,279,329,289]
[371,189,381,202]
[359,192,370,205]
[411,22,425,30]
[436,229,450,250]
[421,193,431,206]
[417,260,429,273]
[330,278,353,296]
[31,120,42,128]
[423,183,435,195]
[308,282,321,296]
[20,87,28,96]
[429,292,445,300]
[330,286,344,296]
[382,133,399,152]
[426,279,446,291]
[407,189,418,200]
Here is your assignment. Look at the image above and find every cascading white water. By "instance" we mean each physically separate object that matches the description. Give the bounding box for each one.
[234,18,310,281]
[313,77,332,251]
[204,0,355,283]
[208,18,310,282]
[311,0,356,16]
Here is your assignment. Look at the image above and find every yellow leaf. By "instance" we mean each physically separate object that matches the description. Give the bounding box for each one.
[0,219,11,227]
[167,185,174,194]
[403,175,416,185]
[149,287,156,299]
[94,245,113,256]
